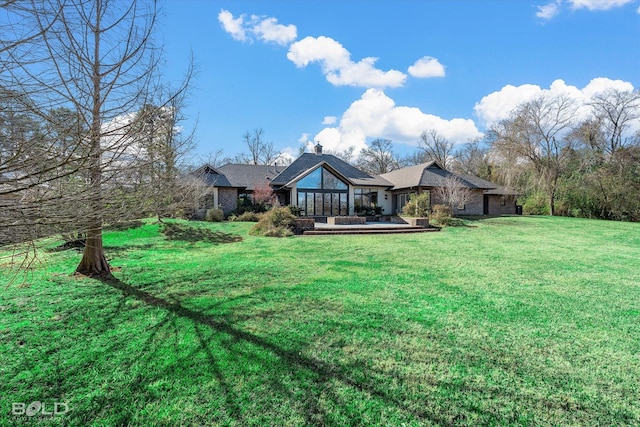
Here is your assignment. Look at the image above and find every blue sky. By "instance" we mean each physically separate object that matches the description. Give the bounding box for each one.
[159,0,640,162]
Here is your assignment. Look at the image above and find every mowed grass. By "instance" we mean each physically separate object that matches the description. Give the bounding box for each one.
[1,216,639,426]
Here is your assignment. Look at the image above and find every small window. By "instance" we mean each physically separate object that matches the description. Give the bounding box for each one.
[500,196,506,206]
[457,203,465,210]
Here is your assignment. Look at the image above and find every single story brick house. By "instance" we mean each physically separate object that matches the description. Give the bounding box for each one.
[194,144,518,218]
[192,163,282,216]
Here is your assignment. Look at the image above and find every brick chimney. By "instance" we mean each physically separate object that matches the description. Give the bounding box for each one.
[314,143,323,155]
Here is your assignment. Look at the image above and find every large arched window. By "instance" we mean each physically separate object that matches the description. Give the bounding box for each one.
[296,166,348,216]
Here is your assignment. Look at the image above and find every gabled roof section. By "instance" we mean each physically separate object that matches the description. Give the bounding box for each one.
[380,161,496,190]
[192,163,281,190]
[378,161,438,190]
[191,164,233,187]
[216,163,281,190]
[271,153,392,188]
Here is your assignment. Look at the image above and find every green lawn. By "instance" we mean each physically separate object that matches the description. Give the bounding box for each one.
[1,216,639,426]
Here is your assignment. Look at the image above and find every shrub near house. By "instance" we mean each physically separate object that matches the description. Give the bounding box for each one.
[249,206,296,237]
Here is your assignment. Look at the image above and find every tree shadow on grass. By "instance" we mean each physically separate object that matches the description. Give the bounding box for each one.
[160,222,243,244]
[96,275,450,426]
[46,240,86,252]
[104,220,145,232]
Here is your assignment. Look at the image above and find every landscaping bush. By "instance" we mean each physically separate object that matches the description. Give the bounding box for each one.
[430,204,451,221]
[230,211,261,222]
[430,204,464,226]
[249,206,295,237]
[205,208,225,222]
[234,192,271,215]
[402,193,430,217]
[287,205,303,216]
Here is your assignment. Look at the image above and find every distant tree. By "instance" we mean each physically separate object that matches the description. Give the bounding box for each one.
[199,149,225,168]
[451,138,492,179]
[323,146,356,163]
[261,140,278,165]
[416,129,455,169]
[243,128,264,164]
[589,88,640,155]
[241,128,278,165]
[489,94,578,216]
[134,76,196,221]
[566,112,640,220]
[356,138,401,174]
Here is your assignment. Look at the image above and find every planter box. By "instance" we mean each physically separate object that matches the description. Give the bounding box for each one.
[327,216,367,225]
[391,216,430,227]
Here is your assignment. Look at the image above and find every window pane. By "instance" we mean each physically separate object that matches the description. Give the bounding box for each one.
[306,193,314,216]
[332,193,340,216]
[297,168,322,189]
[340,193,348,215]
[370,190,378,206]
[324,193,332,215]
[322,168,347,190]
[297,191,306,216]
[315,193,323,215]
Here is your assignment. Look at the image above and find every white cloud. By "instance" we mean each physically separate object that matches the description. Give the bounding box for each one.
[220,11,407,89]
[474,77,637,127]
[251,16,297,45]
[314,89,481,154]
[287,36,407,88]
[568,0,635,10]
[322,116,337,125]
[297,133,312,144]
[535,0,634,19]
[474,83,546,126]
[218,10,248,42]
[581,77,634,97]
[536,1,562,20]
[218,9,297,45]
[408,56,446,78]
[276,148,297,165]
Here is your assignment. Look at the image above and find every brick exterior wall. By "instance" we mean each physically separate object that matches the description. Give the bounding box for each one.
[455,190,483,216]
[487,194,518,215]
[218,188,239,216]
[431,189,484,216]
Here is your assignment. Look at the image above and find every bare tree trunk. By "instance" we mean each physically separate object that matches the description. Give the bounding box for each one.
[76,1,109,276]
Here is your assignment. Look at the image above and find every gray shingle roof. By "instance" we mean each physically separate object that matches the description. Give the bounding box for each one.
[216,163,281,190]
[192,163,280,190]
[191,165,232,187]
[379,161,497,190]
[484,185,520,196]
[271,153,392,188]
[193,158,508,195]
